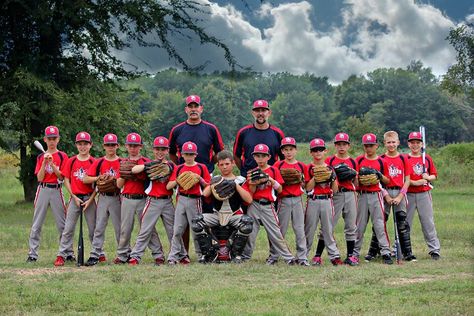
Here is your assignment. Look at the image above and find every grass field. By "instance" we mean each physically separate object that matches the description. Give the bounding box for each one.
[0,163,473,315]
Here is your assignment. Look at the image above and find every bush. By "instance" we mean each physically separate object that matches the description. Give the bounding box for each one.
[432,143,474,188]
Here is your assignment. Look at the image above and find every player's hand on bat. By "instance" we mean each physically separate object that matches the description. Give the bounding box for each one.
[422,173,430,181]
[384,195,393,204]
[72,195,82,207]
[392,195,403,205]
[82,198,94,211]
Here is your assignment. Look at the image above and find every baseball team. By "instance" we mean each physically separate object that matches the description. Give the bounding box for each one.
[26,95,441,267]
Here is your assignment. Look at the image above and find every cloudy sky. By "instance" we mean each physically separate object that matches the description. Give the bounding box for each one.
[117,0,473,83]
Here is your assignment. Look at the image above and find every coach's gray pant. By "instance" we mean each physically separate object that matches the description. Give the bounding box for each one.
[407,191,440,255]
[130,197,176,261]
[305,198,340,260]
[353,192,390,257]
[89,194,121,259]
[28,185,67,259]
[58,195,97,258]
[268,196,307,261]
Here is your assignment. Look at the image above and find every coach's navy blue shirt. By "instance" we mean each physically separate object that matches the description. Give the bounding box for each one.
[169,121,224,173]
[233,124,285,176]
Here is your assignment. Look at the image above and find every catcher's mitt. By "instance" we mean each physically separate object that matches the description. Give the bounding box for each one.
[312,165,336,183]
[247,168,269,185]
[280,168,303,185]
[358,167,382,186]
[210,176,236,201]
[145,160,172,181]
[119,159,137,180]
[334,164,357,182]
[96,174,118,193]
[177,171,200,191]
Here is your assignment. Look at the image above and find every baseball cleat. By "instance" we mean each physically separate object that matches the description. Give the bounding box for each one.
[167,260,178,265]
[155,257,165,266]
[98,255,107,263]
[382,254,394,265]
[364,254,377,262]
[85,257,99,266]
[54,256,65,267]
[430,252,441,260]
[179,256,191,265]
[266,258,278,265]
[298,260,310,266]
[232,256,243,264]
[65,255,76,262]
[26,256,37,263]
[344,256,359,266]
[285,259,297,265]
[113,257,127,264]
[404,254,417,262]
[128,258,139,266]
[311,256,322,266]
[331,258,344,266]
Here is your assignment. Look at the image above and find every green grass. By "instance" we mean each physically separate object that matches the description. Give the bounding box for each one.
[0,165,473,315]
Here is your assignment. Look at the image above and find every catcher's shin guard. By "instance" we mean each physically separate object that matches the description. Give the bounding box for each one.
[396,212,413,256]
[195,232,217,261]
[237,215,254,235]
[191,214,206,234]
[230,233,249,257]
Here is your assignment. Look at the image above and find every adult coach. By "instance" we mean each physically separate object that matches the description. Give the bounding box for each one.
[233,100,285,177]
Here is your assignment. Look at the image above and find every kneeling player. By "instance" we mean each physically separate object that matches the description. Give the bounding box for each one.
[191,150,253,263]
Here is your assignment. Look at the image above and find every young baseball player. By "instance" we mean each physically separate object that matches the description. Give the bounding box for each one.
[305,138,343,266]
[353,133,393,264]
[83,133,121,266]
[54,132,97,266]
[242,144,296,265]
[313,132,358,266]
[128,136,177,265]
[27,126,68,262]
[406,131,440,260]
[166,141,211,264]
[267,137,309,266]
[365,131,417,262]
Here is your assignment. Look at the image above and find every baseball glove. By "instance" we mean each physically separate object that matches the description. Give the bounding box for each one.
[144,160,172,181]
[312,165,336,183]
[280,168,303,185]
[177,171,200,191]
[96,174,118,193]
[210,176,236,201]
[358,167,382,186]
[119,159,137,180]
[334,164,357,182]
[247,168,269,185]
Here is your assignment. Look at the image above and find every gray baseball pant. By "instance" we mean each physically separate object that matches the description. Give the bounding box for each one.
[407,191,440,255]
[28,185,67,259]
[268,196,307,261]
[353,192,391,257]
[58,195,97,258]
[305,198,341,260]
[89,194,121,259]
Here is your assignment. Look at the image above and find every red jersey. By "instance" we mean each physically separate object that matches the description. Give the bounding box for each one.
[325,155,356,191]
[273,160,306,197]
[356,155,389,192]
[406,154,437,193]
[63,155,96,195]
[381,154,411,188]
[170,163,211,196]
[35,151,68,183]
[306,163,334,195]
[145,161,175,198]
[249,166,284,202]
[87,157,121,178]
[121,157,151,195]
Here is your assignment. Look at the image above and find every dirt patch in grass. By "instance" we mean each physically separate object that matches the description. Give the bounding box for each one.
[387,272,473,286]
[0,267,82,276]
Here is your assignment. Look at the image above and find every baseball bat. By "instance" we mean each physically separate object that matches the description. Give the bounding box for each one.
[33,140,46,153]
[392,205,402,265]
[77,204,85,266]
[419,126,433,188]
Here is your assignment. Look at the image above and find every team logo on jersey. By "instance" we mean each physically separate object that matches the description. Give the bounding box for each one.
[389,164,402,178]
[413,163,424,175]
[45,164,54,174]
[106,168,117,177]
[73,168,86,180]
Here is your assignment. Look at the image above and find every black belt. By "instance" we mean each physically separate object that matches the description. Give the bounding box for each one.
[339,187,355,193]
[308,194,332,200]
[254,199,272,205]
[386,186,401,190]
[75,194,92,199]
[359,190,379,194]
[179,193,201,199]
[281,195,301,198]
[100,192,119,196]
[122,194,146,200]
[39,183,62,189]
[149,195,172,200]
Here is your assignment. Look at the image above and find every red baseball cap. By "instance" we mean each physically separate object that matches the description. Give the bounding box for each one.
[103,133,118,145]
[75,132,91,143]
[252,144,270,155]
[45,126,60,137]
[186,95,201,106]
[182,141,198,154]
[281,137,297,148]
[310,138,326,149]
[153,136,169,148]
[252,99,269,110]
[125,133,142,145]
[362,133,377,145]
[408,131,422,141]
[334,132,350,144]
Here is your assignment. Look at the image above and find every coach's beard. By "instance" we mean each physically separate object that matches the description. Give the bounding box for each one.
[256,117,266,124]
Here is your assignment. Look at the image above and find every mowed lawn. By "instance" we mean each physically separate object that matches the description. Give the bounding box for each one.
[0,166,473,315]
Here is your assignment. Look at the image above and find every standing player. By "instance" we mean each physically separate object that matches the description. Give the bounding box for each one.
[27,126,68,262]
[166,142,211,264]
[242,144,296,265]
[365,131,417,262]
[267,137,309,266]
[313,132,358,266]
[233,100,285,177]
[83,133,121,266]
[353,133,393,264]
[305,138,343,266]
[128,136,177,265]
[54,132,97,266]
[406,131,440,260]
